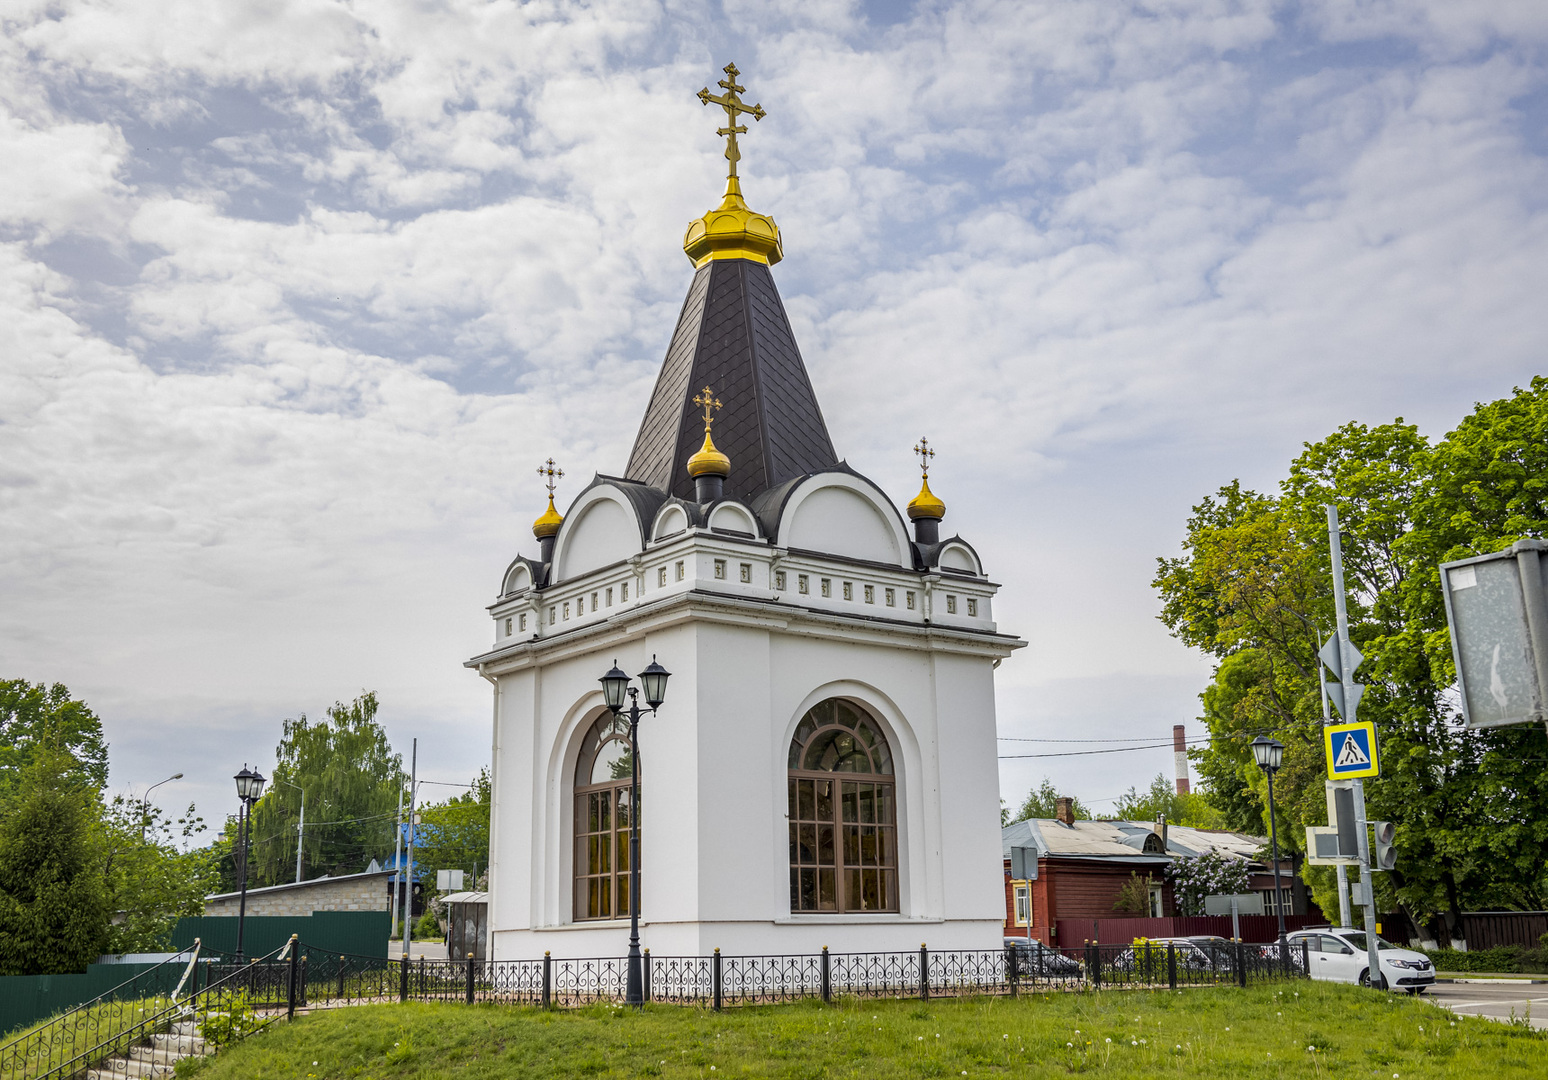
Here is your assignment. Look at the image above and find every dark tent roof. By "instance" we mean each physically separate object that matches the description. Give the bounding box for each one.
[624,258,838,503]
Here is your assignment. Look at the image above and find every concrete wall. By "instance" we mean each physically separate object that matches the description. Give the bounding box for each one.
[204,874,391,918]
[481,566,1018,960]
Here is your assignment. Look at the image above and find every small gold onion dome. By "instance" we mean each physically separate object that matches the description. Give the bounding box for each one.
[683,178,783,268]
[532,494,564,539]
[907,476,946,521]
[686,431,731,477]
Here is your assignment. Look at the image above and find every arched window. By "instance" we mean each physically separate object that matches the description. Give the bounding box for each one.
[574,712,636,921]
[787,699,898,913]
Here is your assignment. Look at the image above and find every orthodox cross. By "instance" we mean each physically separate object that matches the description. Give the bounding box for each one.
[697,63,766,180]
[693,386,723,433]
[537,458,564,494]
[913,437,935,478]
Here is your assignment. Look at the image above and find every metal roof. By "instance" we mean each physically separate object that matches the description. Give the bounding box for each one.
[625,259,838,503]
[1002,819,1267,864]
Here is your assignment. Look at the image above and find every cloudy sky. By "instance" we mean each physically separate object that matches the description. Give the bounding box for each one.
[3,0,1546,834]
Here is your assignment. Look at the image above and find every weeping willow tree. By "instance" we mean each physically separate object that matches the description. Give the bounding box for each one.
[246,692,405,886]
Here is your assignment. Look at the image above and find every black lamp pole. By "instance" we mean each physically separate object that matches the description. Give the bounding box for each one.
[232,764,268,962]
[599,656,671,1008]
[1251,736,1287,944]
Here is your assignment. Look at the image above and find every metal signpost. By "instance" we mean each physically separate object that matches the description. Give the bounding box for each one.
[1323,505,1384,988]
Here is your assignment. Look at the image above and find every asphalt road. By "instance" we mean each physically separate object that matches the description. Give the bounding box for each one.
[1423,981,1548,1030]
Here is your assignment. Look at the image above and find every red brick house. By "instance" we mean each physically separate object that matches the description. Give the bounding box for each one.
[1002,799,1303,946]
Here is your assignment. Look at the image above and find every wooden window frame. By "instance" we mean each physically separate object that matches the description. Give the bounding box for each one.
[573,713,638,922]
[787,699,899,914]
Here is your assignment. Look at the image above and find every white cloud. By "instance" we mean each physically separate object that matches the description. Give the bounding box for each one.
[1,0,1545,818]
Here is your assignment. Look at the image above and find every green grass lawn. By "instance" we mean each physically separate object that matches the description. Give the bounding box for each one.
[173,982,1546,1079]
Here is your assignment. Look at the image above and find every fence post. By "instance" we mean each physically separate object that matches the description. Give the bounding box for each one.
[338,956,346,1000]
[919,944,929,1001]
[541,952,551,1009]
[1006,942,1018,999]
[300,953,309,1006]
[399,955,408,1003]
[821,946,831,1004]
[1236,941,1247,988]
[466,955,475,1005]
[643,949,652,1003]
[1300,940,1309,979]
[712,949,723,1012]
[1090,941,1102,989]
[1167,943,1177,991]
[286,935,300,1020]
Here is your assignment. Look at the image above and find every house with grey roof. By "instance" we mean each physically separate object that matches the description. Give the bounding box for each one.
[1001,798,1309,946]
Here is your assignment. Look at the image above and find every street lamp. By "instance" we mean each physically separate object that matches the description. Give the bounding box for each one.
[232,764,267,962]
[598,655,671,1007]
[1251,736,1287,944]
[140,773,183,842]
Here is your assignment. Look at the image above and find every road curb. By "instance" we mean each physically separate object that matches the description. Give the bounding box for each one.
[1435,977,1548,984]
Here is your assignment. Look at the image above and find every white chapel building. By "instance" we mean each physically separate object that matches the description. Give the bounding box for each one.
[466,73,1024,959]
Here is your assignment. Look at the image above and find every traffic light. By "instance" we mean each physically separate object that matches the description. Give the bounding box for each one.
[1372,820,1397,871]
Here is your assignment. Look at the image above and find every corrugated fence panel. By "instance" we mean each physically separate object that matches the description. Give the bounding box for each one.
[0,964,163,1038]
[170,911,389,958]
[1056,914,1327,946]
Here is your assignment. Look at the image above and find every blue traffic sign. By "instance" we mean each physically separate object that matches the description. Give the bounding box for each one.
[1324,721,1379,779]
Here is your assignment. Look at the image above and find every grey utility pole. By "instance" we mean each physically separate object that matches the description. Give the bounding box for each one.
[391,778,404,940]
[1319,666,1353,930]
[402,738,417,962]
[1326,505,1383,989]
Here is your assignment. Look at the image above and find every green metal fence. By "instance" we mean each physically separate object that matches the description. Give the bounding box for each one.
[170,911,389,960]
[0,964,165,1038]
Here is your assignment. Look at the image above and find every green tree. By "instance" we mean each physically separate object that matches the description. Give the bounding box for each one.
[0,748,110,974]
[0,680,109,796]
[1006,778,1090,824]
[1154,385,1548,939]
[413,770,491,885]
[100,796,218,954]
[248,692,405,886]
[1113,773,1226,829]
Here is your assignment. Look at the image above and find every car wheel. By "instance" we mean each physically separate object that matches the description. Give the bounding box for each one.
[1358,970,1387,990]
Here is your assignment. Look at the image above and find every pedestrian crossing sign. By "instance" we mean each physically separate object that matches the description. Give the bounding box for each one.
[1324,721,1379,779]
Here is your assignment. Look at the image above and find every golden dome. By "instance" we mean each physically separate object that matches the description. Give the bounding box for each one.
[532,494,564,539]
[907,476,946,521]
[686,431,731,478]
[683,178,783,268]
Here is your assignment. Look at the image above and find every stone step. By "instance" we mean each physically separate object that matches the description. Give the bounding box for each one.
[150,1032,207,1054]
[87,1058,175,1080]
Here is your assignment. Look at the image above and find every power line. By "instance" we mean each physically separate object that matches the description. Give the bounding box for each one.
[997,735,1191,744]
[998,738,1209,760]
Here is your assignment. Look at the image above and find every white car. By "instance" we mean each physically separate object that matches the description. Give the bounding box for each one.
[1285,928,1435,993]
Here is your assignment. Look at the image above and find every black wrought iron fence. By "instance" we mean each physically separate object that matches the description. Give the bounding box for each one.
[0,949,200,1080]
[286,939,1306,1016]
[0,940,302,1080]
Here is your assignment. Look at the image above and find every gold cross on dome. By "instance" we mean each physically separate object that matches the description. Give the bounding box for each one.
[913,437,935,478]
[698,63,766,180]
[693,386,723,432]
[536,458,564,495]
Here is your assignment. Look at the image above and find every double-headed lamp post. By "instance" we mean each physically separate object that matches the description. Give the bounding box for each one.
[598,656,671,1008]
[232,764,268,962]
[1251,736,1287,944]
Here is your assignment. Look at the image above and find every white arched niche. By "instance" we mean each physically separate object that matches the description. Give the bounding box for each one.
[707,501,759,537]
[936,541,982,576]
[552,488,642,582]
[778,474,910,568]
[652,503,690,541]
[503,561,532,595]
